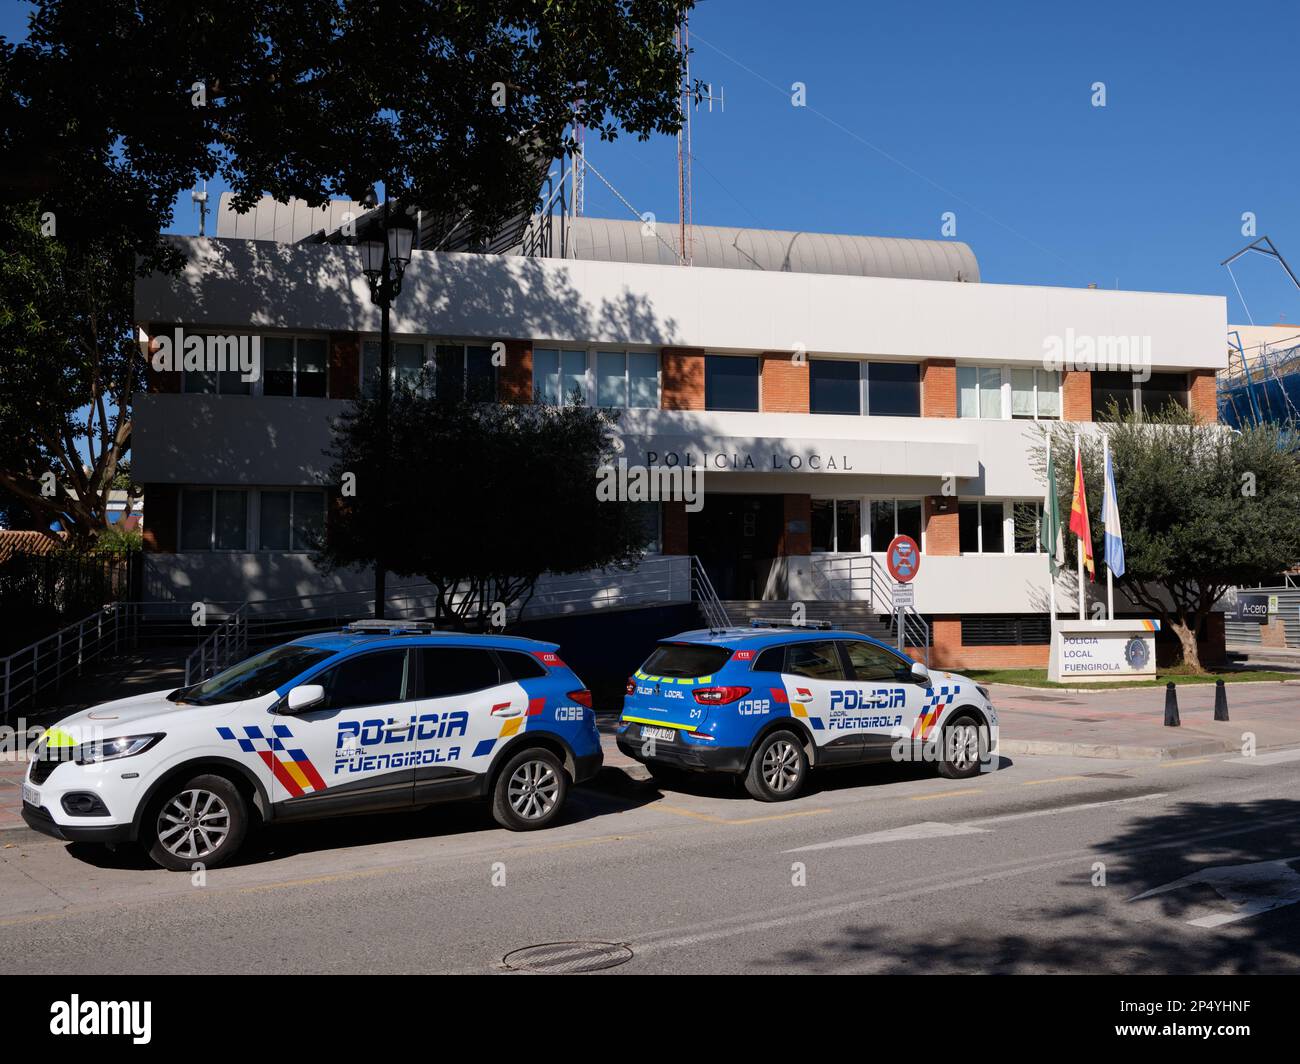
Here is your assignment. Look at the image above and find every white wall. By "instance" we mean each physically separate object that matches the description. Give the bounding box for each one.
[137,237,1227,369]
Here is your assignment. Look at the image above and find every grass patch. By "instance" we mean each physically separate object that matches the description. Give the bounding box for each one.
[962,667,1299,691]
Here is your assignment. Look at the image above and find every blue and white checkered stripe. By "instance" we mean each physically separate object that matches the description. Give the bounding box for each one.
[216,724,294,753]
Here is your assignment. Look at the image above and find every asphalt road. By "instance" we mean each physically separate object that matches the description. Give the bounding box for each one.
[4,748,1300,974]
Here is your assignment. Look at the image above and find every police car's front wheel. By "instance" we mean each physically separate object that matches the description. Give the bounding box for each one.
[146,773,249,871]
[745,730,808,802]
[937,713,986,780]
[492,748,568,831]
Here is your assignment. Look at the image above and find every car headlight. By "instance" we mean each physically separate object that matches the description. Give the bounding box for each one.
[74,734,164,765]
[975,685,992,703]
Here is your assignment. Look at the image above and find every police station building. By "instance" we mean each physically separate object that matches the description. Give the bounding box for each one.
[133,201,1227,668]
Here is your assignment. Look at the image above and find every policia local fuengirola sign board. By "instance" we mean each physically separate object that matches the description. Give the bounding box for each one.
[1049,620,1159,682]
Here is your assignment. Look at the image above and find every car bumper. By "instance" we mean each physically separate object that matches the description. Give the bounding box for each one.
[21,802,134,844]
[573,748,603,784]
[617,729,748,774]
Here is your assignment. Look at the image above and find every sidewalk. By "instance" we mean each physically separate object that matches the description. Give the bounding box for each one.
[992,678,1300,759]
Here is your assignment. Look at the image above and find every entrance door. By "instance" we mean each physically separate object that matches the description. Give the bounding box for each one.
[688,494,783,599]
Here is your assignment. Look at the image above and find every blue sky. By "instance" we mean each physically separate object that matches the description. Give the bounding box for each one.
[5,0,1298,322]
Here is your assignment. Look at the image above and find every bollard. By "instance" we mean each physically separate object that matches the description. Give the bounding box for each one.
[1163,682,1180,727]
[1214,678,1229,722]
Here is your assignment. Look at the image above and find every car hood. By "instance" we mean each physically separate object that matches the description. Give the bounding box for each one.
[43,687,244,743]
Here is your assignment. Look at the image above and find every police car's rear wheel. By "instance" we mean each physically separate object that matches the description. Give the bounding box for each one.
[146,773,248,871]
[492,748,568,831]
[937,713,985,780]
[745,730,808,802]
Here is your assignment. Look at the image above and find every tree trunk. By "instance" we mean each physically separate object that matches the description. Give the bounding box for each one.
[1170,617,1205,673]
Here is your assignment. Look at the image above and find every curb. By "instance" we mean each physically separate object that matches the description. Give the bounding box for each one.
[988,678,1300,696]
[999,737,1236,760]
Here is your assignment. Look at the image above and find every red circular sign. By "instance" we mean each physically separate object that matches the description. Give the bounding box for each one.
[886,535,921,583]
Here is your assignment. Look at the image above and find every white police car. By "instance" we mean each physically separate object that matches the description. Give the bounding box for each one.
[21,623,603,870]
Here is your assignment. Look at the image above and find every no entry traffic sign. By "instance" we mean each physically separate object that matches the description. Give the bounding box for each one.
[886,534,921,583]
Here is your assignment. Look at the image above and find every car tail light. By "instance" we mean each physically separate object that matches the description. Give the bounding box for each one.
[568,689,593,708]
[693,685,750,705]
[625,676,636,695]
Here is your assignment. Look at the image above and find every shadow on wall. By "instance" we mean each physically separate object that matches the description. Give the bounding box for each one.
[134,237,683,487]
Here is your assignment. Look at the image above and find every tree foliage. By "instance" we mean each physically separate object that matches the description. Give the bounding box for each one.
[320,389,652,629]
[1038,404,1300,670]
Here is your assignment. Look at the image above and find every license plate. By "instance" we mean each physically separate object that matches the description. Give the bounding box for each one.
[21,782,39,807]
[641,726,677,744]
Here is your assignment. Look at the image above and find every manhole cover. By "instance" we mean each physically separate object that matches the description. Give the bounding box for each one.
[502,941,633,974]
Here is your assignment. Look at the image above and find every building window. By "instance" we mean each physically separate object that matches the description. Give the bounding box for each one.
[957,366,1004,419]
[958,500,1006,554]
[181,335,253,396]
[811,498,861,553]
[634,503,662,553]
[595,351,659,408]
[1010,368,1061,419]
[705,355,760,411]
[259,490,326,552]
[1013,500,1042,554]
[809,359,863,414]
[180,489,248,551]
[866,362,920,417]
[264,337,327,398]
[868,498,923,552]
[533,348,587,405]
[434,343,496,401]
[1092,371,1188,421]
[362,340,430,398]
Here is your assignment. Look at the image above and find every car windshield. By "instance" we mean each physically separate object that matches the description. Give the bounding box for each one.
[171,644,334,706]
[641,643,733,679]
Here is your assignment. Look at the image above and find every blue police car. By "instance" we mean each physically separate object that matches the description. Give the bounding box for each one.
[616,620,997,801]
[23,620,602,870]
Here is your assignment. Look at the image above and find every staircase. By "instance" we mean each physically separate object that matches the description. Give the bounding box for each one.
[720,600,896,642]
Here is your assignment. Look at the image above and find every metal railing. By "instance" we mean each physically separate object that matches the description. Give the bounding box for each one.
[809,553,930,666]
[1,604,126,719]
[184,604,249,685]
[690,557,733,631]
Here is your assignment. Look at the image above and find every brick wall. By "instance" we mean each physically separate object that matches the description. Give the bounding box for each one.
[760,352,809,413]
[328,333,360,400]
[780,493,812,555]
[142,484,177,553]
[930,616,1049,669]
[1062,369,1092,421]
[499,339,533,403]
[921,358,956,418]
[1188,369,1217,422]
[923,496,959,556]
[661,500,689,555]
[661,347,705,410]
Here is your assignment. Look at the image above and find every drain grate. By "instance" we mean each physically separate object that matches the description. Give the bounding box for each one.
[1072,717,1107,723]
[502,941,634,974]
[1082,771,1133,779]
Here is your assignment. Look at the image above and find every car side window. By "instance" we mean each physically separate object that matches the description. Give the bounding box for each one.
[753,645,787,673]
[784,641,845,681]
[418,647,503,698]
[497,650,546,682]
[318,650,409,711]
[841,640,909,683]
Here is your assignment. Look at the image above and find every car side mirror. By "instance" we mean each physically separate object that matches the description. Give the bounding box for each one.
[284,684,325,713]
[910,661,931,686]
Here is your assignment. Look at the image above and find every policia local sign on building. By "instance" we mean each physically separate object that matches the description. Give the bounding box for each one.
[1049,620,1158,682]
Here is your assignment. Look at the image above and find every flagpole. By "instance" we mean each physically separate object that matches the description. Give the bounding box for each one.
[1045,430,1056,627]
[1104,435,1113,621]
[1075,432,1084,620]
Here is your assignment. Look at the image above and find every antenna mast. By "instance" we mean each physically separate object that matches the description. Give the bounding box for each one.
[675,13,693,266]
[191,180,209,236]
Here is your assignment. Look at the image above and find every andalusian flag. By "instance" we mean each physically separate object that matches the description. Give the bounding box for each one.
[1039,446,1063,576]
[1069,444,1095,581]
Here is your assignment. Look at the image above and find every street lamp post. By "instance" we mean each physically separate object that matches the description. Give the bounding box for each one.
[359,195,415,619]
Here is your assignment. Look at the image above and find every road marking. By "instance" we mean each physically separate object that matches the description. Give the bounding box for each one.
[1020,775,1088,786]
[1229,748,1300,766]
[1131,856,1300,928]
[908,788,982,801]
[1157,758,1214,769]
[966,792,1165,827]
[654,804,831,825]
[787,821,989,852]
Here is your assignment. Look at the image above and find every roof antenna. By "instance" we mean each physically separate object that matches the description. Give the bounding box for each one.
[191,180,209,236]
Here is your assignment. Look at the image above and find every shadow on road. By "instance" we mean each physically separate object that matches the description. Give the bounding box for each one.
[748,798,1300,974]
